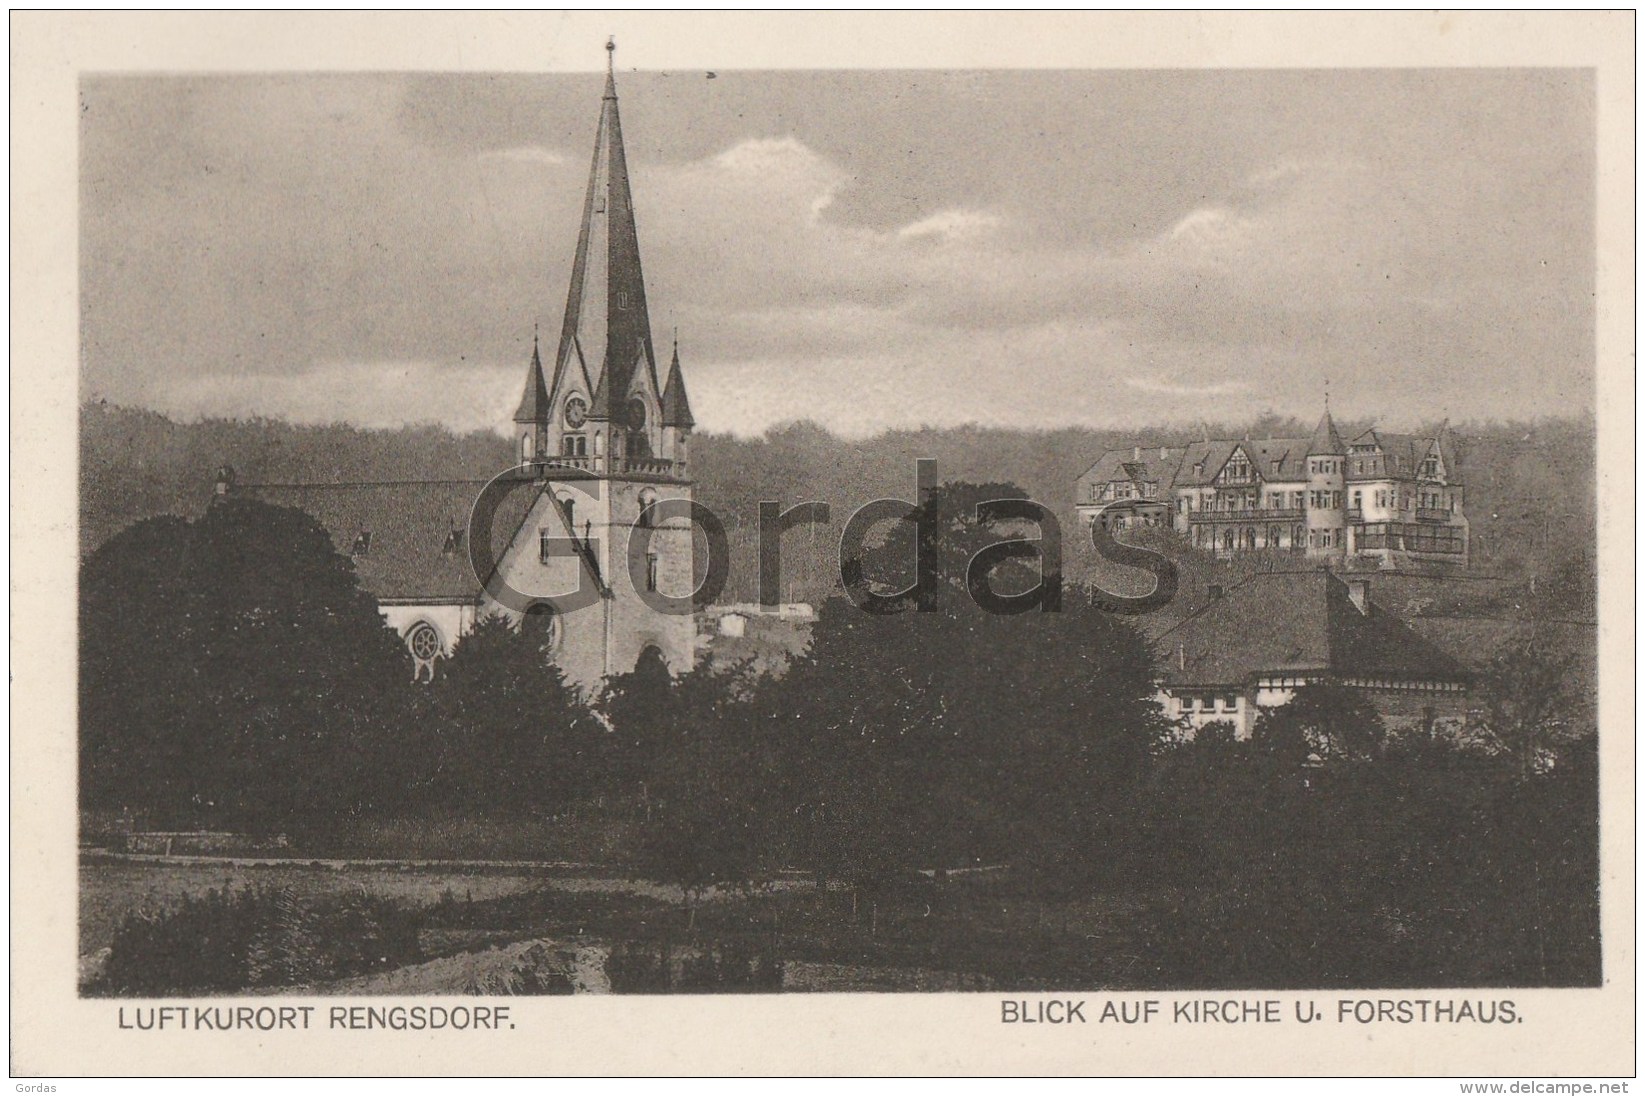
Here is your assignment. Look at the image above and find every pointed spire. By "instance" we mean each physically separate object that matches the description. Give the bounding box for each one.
[662,336,695,429]
[513,325,550,423]
[1307,406,1346,456]
[550,39,658,427]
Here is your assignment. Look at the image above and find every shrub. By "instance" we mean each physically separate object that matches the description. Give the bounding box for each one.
[91,884,423,995]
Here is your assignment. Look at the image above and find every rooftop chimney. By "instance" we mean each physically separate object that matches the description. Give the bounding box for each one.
[1133,445,1142,461]
[1346,577,1370,615]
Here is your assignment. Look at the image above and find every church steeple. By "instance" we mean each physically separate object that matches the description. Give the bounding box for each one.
[661,338,695,430]
[513,327,550,424]
[549,36,660,431]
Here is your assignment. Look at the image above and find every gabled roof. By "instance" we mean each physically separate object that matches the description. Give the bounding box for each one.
[1171,440,1240,487]
[1234,437,1310,482]
[1345,429,1453,483]
[1154,571,1469,687]
[1078,446,1186,492]
[240,478,543,602]
[661,343,695,429]
[1307,409,1346,455]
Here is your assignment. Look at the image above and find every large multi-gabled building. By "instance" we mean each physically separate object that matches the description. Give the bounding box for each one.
[1075,409,1469,568]
[235,48,698,695]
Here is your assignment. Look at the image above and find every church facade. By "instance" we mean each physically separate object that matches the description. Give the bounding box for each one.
[237,52,697,695]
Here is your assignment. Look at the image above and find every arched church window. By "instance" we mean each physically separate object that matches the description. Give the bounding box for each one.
[521,433,534,462]
[557,493,576,531]
[407,622,441,661]
[635,643,667,675]
[626,397,650,458]
[637,488,658,529]
[594,431,605,456]
[521,602,560,651]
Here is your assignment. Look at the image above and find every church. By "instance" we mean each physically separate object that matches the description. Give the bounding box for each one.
[237,47,697,695]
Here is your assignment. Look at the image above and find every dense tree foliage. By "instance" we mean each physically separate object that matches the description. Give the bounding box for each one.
[420,614,597,816]
[80,500,411,831]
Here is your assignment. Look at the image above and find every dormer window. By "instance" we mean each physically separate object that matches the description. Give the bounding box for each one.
[441,528,466,556]
[350,531,372,557]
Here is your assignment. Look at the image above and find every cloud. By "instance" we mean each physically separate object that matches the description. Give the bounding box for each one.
[478,145,571,167]
[896,207,1002,242]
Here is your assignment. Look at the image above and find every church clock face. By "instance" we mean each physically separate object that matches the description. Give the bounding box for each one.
[563,396,587,429]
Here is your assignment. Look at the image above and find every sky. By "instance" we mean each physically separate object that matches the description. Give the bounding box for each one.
[80,67,1595,439]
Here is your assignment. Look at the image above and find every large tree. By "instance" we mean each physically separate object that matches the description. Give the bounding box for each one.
[762,479,1169,873]
[426,613,596,815]
[80,499,411,831]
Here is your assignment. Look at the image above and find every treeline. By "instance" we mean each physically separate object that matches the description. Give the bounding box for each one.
[80,402,1597,606]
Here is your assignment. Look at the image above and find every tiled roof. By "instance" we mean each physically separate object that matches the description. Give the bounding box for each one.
[241,477,544,602]
[1153,570,1469,687]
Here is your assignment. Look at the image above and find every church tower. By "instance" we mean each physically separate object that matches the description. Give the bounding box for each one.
[502,40,697,689]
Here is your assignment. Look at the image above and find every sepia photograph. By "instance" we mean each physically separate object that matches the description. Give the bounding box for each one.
[13,9,1634,1080]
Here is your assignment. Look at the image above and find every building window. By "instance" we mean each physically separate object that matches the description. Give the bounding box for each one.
[521,433,533,462]
[637,488,658,529]
[406,621,441,663]
[646,552,659,592]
